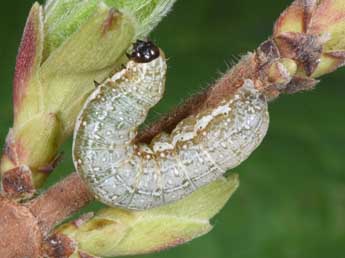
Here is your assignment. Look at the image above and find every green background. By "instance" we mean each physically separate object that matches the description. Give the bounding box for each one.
[1,0,345,258]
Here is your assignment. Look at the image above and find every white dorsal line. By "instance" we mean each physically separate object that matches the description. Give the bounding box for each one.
[73,50,270,210]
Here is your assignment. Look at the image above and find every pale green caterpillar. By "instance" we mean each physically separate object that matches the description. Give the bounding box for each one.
[73,41,269,210]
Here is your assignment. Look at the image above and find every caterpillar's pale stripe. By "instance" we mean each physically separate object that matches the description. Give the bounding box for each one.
[73,45,269,210]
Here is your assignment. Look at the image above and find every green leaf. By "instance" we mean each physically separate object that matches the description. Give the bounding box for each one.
[57,174,239,257]
[12,113,63,186]
[43,0,178,56]
[13,3,44,126]
[40,4,135,137]
[44,0,100,58]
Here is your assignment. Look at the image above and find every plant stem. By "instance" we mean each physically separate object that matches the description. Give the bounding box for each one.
[27,173,94,235]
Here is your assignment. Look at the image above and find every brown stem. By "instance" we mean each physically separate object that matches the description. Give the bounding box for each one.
[0,173,93,257]
[27,173,94,235]
[0,196,42,258]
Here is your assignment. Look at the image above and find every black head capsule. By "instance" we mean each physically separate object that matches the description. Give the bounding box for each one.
[128,40,160,63]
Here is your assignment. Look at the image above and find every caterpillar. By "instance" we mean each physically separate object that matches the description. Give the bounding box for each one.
[73,40,270,210]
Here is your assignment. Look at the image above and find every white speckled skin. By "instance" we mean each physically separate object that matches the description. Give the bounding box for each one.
[73,51,270,210]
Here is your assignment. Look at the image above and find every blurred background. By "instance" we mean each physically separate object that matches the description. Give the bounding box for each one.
[1,0,345,258]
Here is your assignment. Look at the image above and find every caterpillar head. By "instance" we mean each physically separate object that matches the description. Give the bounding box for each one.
[128,40,161,63]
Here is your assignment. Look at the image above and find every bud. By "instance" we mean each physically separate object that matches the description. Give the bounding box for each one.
[52,174,239,258]
[273,0,345,78]
[1,0,177,193]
